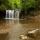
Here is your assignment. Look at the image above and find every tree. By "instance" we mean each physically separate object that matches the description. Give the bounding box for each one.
[0,0,13,10]
[9,0,22,9]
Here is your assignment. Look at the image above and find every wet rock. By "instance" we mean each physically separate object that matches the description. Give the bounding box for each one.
[19,35,28,40]
[19,34,35,40]
[27,29,39,38]
[19,29,40,40]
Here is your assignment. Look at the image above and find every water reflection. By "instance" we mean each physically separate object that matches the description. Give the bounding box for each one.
[0,18,40,40]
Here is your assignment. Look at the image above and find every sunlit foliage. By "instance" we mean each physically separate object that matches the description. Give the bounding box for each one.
[0,0,40,10]
[8,0,22,9]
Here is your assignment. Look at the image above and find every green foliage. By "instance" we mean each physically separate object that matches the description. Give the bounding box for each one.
[0,0,40,10]
[0,0,13,10]
[0,4,6,10]
[0,0,22,10]
[9,0,22,9]
[36,0,40,9]
[21,0,39,10]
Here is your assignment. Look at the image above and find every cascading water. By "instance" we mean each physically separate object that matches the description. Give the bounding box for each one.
[5,9,20,24]
[15,9,20,20]
[14,9,20,24]
[5,10,14,19]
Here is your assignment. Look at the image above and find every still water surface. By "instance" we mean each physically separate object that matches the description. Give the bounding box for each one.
[0,18,40,40]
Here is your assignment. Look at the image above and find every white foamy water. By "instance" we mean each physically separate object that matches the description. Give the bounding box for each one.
[5,10,20,20]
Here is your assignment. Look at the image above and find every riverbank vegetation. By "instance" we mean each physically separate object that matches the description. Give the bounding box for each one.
[0,0,40,19]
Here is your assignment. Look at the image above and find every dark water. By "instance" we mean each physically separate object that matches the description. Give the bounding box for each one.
[0,19,40,40]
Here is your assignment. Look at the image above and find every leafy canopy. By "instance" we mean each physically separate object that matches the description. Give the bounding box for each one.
[0,0,40,10]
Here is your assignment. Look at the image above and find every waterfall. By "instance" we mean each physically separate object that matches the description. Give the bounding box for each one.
[5,10,20,20]
[5,9,20,24]
[15,9,20,20]
[5,10,14,19]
